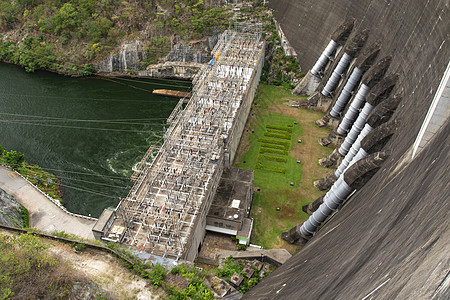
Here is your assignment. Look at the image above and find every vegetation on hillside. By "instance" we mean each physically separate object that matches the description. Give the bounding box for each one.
[260,18,304,89]
[0,228,275,298]
[0,0,232,74]
[0,233,108,299]
[0,144,62,201]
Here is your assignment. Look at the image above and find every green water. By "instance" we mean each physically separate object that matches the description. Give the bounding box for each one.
[0,63,191,217]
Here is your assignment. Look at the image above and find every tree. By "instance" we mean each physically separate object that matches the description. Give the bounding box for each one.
[3,150,25,169]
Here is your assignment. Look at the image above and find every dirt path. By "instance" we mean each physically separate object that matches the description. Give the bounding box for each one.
[48,242,161,299]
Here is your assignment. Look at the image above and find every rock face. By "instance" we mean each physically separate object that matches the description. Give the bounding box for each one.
[138,61,204,80]
[0,188,23,228]
[165,43,211,64]
[96,40,147,73]
[95,37,215,75]
[292,70,320,96]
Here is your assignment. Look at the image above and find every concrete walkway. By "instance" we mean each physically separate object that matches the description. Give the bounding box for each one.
[0,166,96,240]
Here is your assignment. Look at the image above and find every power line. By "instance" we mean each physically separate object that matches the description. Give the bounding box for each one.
[23,168,128,189]
[111,76,191,88]
[0,112,167,126]
[0,92,179,103]
[40,167,131,179]
[0,119,165,133]
[59,176,128,189]
[95,76,191,90]
[60,183,120,199]
[130,76,192,84]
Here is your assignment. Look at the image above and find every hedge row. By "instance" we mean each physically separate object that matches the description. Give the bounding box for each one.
[258,138,290,149]
[264,132,291,140]
[260,143,287,151]
[262,155,287,163]
[266,125,293,133]
[258,165,286,174]
[260,147,288,156]
[256,155,287,173]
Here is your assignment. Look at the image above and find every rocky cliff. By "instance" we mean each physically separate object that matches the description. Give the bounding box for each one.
[0,189,23,228]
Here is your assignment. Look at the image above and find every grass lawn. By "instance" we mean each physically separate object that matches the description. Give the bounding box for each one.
[234,84,333,253]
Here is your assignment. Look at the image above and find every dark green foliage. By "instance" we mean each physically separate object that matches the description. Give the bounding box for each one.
[50,230,70,239]
[260,147,288,156]
[2,150,25,169]
[71,242,87,252]
[264,131,291,140]
[0,36,56,72]
[167,263,214,299]
[266,125,293,132]
[258,138,290,149]
[80,63,95,76]
[261,19,302,89]
[20,205,29,228]
[216,257,265,294]
[217,256,243,281]
[237,244,247,251]
[0,0,237,74]
[148,263,167,287]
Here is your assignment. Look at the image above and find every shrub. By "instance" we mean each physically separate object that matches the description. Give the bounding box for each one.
[260,147,288,156]
[20,205,29,228]
[3,150,25,169]
[264,132,291,140]
[237,244,247,251]
[80,63,95,76]
[260,166,286,173]
[217,256,243,281]
[262,155,287,163]
[260,143,287,150]
[258,138,290,149]
[148,264,167,287]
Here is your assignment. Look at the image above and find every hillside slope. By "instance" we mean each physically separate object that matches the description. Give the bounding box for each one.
[0,0,231,75]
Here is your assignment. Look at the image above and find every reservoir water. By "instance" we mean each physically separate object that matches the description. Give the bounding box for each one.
[0,63,191,217]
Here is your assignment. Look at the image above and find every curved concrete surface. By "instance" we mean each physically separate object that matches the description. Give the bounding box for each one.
[0,166,96,240]
[244,0,450,299]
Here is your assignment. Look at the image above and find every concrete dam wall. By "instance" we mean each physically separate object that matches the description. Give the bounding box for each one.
[245,1,449,299]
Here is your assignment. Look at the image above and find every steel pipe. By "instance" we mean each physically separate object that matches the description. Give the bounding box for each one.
[330,67,363,117]
[300,175,354,237]
[311,40,338,77]
[337,84,370,135]
[322,53,352,96]
[335,123,373,177]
